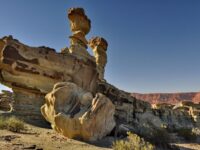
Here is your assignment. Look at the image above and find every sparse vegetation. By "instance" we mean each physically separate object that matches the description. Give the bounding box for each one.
[148,128,171,145]
[112,132,155,150]
[0,116,25,132]
[176,128,197,142]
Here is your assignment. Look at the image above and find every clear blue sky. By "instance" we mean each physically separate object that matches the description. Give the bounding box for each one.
[0,0,200,93]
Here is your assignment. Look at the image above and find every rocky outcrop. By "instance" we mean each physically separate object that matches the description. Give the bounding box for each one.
[89,37,108,81]
[193,93,200,103]
[0,90,13,111]
[0,36,97,93]
[67,8,92,60]
[98,82,200,138]
[173,101,200,124]
[0,36,98,120]
[132,92,200,104]
[41,82,115,141]
[0,7,113,140]
[0,8,100,121]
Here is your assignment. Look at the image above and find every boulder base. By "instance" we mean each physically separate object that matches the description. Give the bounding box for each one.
[41,82,115,141]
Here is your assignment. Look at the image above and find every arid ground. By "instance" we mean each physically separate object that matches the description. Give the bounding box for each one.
[0,121,113,150]
[0,117,200,150]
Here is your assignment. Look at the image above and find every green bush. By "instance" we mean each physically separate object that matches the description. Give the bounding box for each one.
[0,116,25,132]
[176,128,197,141]
[113,132,155,150]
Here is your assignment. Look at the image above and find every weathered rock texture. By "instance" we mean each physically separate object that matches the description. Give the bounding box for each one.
[67,8,92,60]
[132,92,200,104]
[0,35,98,120]
[41,82,115,141]
[89,37,108,81]
[98,82,200,137]
[0,90,13,111]
[0,8,113,140]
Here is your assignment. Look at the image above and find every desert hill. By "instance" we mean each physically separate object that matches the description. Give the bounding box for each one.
[131,92,200,104]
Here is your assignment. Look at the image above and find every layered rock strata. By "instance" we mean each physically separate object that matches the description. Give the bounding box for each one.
[0,36,98,120]
[89,37,108,81]
[98,82,200,137]
[132,92,200,104]
[67,8,92,60]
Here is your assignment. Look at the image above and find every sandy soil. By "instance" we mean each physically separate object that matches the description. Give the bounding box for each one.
[0,116,199,150]
[0,123,112,150]
[172,143,200,150]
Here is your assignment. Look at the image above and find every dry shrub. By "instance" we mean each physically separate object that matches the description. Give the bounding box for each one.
[113,132,155,150]
[0,116,25,132]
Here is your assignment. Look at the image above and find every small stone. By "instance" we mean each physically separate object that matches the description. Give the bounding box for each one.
[23,144,36,149]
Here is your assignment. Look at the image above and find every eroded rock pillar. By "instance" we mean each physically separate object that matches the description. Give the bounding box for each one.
[67,8,92,60]
[89,37,108,81]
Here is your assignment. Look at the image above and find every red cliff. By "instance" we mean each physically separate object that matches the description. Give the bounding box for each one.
[131,92,200,104]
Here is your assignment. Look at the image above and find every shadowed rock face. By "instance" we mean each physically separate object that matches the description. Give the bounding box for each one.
[97,82,200,138]
[0,90,13,111]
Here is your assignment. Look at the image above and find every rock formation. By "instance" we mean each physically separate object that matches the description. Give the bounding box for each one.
[67,8,92,61]
[0,90,13,111]
[0,7,199,142]
[41,82,115,141]
[0,35,98,121]
[97,82,200,138]
[193,93,200,103]
[0,8,114,140]
[89,37,108,81]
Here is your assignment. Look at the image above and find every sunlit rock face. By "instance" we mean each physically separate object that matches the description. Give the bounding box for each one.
[67,8,92,60]
[89,37,108,81]
[41,82,115,141]
[0,36,98,120]
[0,36,97,93]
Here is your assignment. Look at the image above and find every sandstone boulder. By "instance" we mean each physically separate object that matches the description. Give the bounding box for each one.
[41,82,115,141]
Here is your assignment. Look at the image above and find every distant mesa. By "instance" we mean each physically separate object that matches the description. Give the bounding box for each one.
[131,92,200,104]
